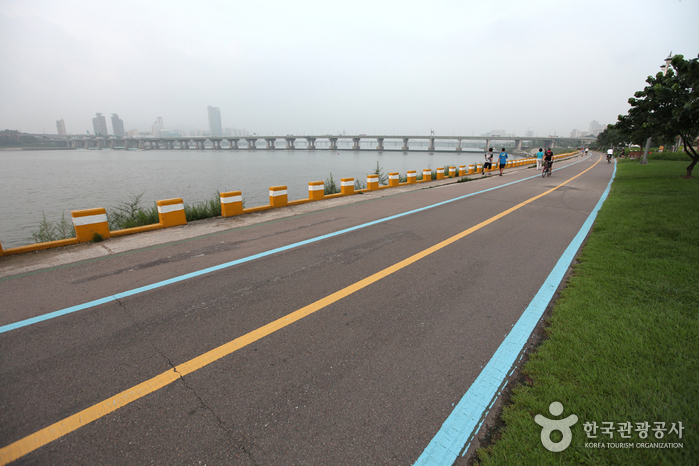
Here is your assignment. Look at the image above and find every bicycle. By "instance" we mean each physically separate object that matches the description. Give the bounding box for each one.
[542,160,552,177]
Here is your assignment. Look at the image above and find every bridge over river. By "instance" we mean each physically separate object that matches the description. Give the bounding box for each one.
[39,134,595,151]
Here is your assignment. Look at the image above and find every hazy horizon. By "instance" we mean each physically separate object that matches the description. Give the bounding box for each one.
[1,0,697,137]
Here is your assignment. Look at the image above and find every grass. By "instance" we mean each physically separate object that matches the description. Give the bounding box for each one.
[473,160,698,465]
[184,192,222,222]
[324,173,341,195]
[107,193,159,230]
[31,212,76,243]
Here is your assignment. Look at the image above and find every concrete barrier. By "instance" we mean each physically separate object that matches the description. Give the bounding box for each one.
[157,198,187,227]
[468,164,475,174]
[269,186,288,207]
[449,167,456,177]
[367,174,379,190]
[341,178,354,195]
[422,169,431,182]
[436,168,445,180]
[459,166,466,176]
[72,208,111,243]
[388,172,400,187]
[220,191,243,217]
[308,181,324,201]
[407,171,416,184]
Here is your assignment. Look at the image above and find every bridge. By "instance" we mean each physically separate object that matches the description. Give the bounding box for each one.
[38,134,596,151]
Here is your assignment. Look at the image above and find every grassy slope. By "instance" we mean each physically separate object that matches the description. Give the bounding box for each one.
[474,160,698,465]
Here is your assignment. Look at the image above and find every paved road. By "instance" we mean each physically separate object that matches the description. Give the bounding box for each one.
[0,154,613,465]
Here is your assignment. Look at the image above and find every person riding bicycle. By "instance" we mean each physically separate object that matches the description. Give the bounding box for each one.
[543,150,553,174]
[606,148,613,163]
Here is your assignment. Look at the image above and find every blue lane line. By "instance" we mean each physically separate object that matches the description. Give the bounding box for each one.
[414,159,616,465]
[0,157,589,335]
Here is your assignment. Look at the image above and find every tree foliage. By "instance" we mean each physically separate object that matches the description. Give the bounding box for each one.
[614,54,699,177]
[592,125,628,150]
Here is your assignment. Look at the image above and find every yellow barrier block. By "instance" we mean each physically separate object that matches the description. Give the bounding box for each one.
[436,168,445,180]
[459,165,466,176]
[269,186,288,207]
[220,191,243,217]
[367,174,379,190]
[72,208,110,243]
[308,181,324,201]
[423,169,432,182]
[449,167,456,177]
[476,163,482,173]
[157,198,186,227]
[0,242,4,257]
[468,164,475,174]
[388,172,400,187]
[407,171,416,184]
[341,178,354,195]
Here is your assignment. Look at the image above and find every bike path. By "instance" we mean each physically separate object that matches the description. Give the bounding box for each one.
[0,154,614,465]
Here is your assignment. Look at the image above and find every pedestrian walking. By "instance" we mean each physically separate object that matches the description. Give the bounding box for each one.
[483,148,493,176]
[498,148,508,176]
[536,148,544,170]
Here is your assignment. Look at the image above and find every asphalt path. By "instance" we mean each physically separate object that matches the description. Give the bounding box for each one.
[0,153,614,465]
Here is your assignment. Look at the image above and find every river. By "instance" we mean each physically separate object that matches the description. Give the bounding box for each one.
[0,144,498,249]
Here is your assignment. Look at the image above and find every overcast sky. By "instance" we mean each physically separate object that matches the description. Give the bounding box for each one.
[1,0,697,137]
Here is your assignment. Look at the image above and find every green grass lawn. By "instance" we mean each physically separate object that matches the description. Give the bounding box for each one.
[473,160,698,465]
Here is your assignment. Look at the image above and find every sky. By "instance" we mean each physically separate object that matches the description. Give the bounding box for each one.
[1,0,697,138]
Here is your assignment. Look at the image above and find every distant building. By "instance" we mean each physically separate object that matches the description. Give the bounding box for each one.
[56,119,67,135]
[208,106,223,136]
[92,113,108,136]
[224,127,250,137]
[152,116,164,136]
[588,120,604,137]
[111,114,125,137]
[525,130,535,137]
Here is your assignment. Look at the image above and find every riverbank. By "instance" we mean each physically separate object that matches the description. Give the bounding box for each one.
[469,159,698,464]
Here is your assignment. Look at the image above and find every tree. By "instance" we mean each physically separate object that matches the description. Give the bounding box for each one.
[616,54,699,177]
[592,125,628,150]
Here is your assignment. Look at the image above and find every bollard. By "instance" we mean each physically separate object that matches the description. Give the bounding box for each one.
[0,241,3,257]
[388,172,399,187]
[436,168,445,180]
[308,181,324,201]
[422,169,432,182]
[269,185,288,207]
[220,191,243,217]
[476,163,482,173]
[157,198,187,227]
[407,170,416,184]
[459,165,466,176]
[72,208,110,243]
[367,174,379,190]
[449,166,456,178]
[341,178,354,195]
[468,164,475,174]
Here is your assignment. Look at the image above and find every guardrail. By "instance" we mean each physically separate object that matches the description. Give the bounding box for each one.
[0,154,575,257]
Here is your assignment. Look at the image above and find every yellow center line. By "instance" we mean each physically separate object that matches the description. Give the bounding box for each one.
[0,155,602,465]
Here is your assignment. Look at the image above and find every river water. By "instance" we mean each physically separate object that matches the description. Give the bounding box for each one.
[0,144,497,248]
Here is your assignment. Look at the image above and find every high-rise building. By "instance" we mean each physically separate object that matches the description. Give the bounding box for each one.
[92,113,108,136]
[56,119,67,135]
[208,106,223,136]
[111,114,125,137]
[588,120,604,137]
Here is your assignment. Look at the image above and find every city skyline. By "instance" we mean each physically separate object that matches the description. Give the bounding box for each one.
[2,1,697,138]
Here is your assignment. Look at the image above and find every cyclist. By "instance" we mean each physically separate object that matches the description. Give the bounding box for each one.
[543,149,553,176]
[606,148,613,163]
